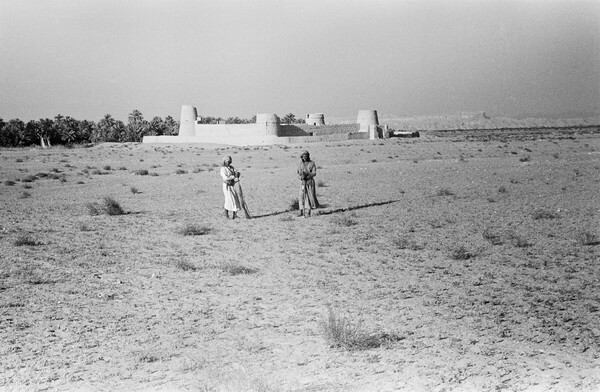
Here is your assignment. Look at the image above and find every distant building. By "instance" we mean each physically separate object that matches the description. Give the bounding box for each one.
[142,106,387,146]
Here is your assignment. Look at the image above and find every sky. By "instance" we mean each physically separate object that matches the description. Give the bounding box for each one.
[1,0,599,122]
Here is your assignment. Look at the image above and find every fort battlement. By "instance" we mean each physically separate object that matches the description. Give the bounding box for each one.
[142,106,386,146]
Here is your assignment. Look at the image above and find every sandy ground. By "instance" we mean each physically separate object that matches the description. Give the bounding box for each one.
[1,128,599,391]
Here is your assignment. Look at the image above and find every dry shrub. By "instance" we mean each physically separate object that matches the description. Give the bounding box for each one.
[289,198,299,211]
[436,188,455,196]
[134,169,149,176]
[393,236,425,250]
[482,228,504,245]
[4,180,16,186]
[14,234,41,247]
[449,245,475,260]
[87,197,125,216]
[322,308,403,351]
[221,261,257,276]
[576,231,599,246]
[532,209,560,220]
[179,224,211,236]
[101,197,125,215]
[332,213,358,227]
[175,260,197,271]
[507,231,531,248]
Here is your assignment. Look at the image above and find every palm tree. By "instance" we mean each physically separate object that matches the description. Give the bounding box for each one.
[283,113,296,125]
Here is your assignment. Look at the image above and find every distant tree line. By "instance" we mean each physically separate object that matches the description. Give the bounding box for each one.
[0,111,305,148]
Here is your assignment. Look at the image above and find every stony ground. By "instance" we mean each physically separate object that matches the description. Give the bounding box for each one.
[1,128,599,391]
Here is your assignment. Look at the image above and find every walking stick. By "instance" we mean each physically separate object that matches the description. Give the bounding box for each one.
[235,180,251,219]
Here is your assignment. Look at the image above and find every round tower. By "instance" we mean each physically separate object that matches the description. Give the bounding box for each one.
[306,113,325,126]
[357,110,379,130]
[178,105,198,137]
[256,113,281,136]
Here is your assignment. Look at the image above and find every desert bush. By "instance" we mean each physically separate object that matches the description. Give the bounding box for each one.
[393,237,425,250]
[87,197,125,216]
[4,180,16,186]
[22,184,32,189]
[436,188,455,196]
[86,202,100,216]
[482,228,504,245]
[179,224,211,236]
[532,209,560,220]
[519,156,531,162]
[317,180,326,187]
[134,169,149,176]
[449,245,475,260]
[498,186,507,193]
[322,308,401,351]
[507,232,530,248]
[221,261,257,276]
[175,259,197,271]
[289,198,299,211]
[103,165,111,170]
[21,175,37,183]
[14,234,41,246]
[576,231,599,246]
[101,197,125,215]
[332,213,358,227]
[175,169,188,174]
[79,222,93,231]
[130,187,139,194]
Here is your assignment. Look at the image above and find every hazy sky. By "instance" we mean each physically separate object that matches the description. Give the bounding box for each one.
[1,0,599,122]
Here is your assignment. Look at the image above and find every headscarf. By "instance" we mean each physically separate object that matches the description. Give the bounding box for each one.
[300,151,310,159]
[222,155,232,165]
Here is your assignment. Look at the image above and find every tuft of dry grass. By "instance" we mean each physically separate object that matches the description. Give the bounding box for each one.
[87,197,126,216]
[175,260,197,271]
[532,209,560,220]
[14,234,42,247]
[134,169,149,176]
[507,231,531,248]
[221,261,257,276]
[178,224,211,236]
[332,213,358,227]
[321,308,403,351]
[436,188,455,196]
[482,227,504,245]
[449,245,475,260]
[289,198,299,211]
[101,197,125,215]
[393,236,426,250]
[576,231,599,246]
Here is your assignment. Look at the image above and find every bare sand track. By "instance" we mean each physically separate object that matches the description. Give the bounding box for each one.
[1,127,599,391]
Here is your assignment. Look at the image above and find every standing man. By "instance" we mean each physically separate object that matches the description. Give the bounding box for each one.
[220,156,241,219]
[297,150,320,217]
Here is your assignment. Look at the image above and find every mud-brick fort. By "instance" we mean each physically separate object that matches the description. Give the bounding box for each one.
[142,106,389,146]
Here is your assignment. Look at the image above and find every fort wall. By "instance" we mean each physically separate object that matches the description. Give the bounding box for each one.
[143,106,381,146]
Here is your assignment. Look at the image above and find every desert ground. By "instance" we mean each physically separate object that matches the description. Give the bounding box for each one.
[1,127,599,392]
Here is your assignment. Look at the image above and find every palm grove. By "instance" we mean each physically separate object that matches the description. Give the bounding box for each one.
[0,111,305,148]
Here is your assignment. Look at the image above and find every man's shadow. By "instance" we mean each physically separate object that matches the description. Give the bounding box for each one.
[250,200,401,219]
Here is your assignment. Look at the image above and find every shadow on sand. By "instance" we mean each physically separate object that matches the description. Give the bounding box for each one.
[250,200,402,219]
